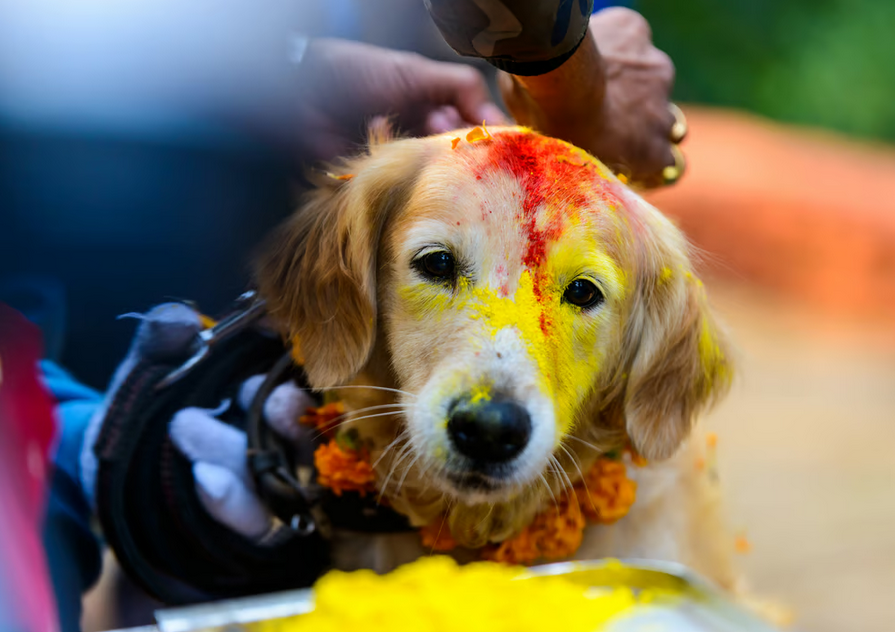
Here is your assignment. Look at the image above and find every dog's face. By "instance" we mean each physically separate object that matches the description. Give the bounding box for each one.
[258,128,730,539]
[383,133,634,503]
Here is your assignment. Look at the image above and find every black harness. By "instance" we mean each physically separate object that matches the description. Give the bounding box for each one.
[92,293,411,605]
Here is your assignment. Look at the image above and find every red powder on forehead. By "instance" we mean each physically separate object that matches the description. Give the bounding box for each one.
[479,129,620,276]
[468,130,625,338]
[474,131,622,272]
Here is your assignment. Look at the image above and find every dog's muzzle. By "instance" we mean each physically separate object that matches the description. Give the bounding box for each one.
[447,394,532,467]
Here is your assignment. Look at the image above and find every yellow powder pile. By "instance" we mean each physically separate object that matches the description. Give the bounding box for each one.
[248,556,638,632]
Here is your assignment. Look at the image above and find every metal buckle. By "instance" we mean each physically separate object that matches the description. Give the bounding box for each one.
[155,291,268,391]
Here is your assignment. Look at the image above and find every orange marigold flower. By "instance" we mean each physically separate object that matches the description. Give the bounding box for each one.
[420,518,458,552]
[574,458,637,524]
[483,496,585,565]
[625,446,648,467]
[313,440,375,496]
[466,122,493,143]
[300,402,346,436]
[451,137,461,150]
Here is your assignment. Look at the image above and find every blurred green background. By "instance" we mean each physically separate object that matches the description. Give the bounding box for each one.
[639,0,895,143]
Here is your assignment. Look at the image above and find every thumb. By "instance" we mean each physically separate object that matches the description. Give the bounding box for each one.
[170,407,250,484]
[193,462,273,539]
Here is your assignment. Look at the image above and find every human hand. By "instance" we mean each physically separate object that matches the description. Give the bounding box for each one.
[498,8,681,188]
[293,38,507,163]
[170,375,315,540]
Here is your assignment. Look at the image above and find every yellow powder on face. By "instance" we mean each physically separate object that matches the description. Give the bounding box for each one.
[247,556,640,632]
[697,317,730,391]
[400,249,625,436]
[658,266,673,285]
[469,382,493,404]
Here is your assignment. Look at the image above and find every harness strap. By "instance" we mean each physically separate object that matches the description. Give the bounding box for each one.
[92,296,412,605]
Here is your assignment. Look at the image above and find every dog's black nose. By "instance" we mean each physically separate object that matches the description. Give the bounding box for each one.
[447,397,532,463]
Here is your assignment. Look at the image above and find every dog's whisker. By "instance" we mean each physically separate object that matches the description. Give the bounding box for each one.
[315,405,407,429]
[474,504,495,531]
[559,443,599,517]
[558,444,587,486]
[538,472,559,510]
[395,453,422,494]
[379,443,415,497]
[311,385,418,399]
[549,454,575,493]
[315,402,410,429]
[376,443,409,505]
[427,511,451,556]
[371,430,409,471]
[311,409,406,441]
[566,435,605,454]
[416,460,442,496]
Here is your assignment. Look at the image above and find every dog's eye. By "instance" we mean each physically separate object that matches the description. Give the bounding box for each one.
[563,279,604,309]
[418,251,455,281]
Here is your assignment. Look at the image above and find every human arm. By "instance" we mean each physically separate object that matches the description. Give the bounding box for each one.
[424,1,681,187]
[0,0,504,167]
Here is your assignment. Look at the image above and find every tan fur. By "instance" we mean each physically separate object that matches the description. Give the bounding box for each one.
[256,127,737,588]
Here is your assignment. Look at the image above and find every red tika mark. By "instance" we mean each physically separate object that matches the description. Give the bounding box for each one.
[474,132,623,284]
[473,131,624,337]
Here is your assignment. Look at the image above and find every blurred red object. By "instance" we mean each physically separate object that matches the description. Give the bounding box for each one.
[0,303,59,632]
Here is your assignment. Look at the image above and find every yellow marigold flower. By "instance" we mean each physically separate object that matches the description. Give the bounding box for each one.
[248,556,639,632]
[313,440,375,496]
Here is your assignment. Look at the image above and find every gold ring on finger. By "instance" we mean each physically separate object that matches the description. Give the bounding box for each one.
[669,102,688,144]
[662,144,686,186]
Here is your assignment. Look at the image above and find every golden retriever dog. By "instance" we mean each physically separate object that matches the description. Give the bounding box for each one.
[257,126,738,589]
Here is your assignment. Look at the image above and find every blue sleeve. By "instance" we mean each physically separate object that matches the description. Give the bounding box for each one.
[41,361,104,632]
[592,0,632,11]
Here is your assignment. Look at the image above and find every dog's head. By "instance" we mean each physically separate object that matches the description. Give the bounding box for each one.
[258,127,731,539]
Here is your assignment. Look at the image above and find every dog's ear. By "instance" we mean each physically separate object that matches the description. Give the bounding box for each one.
[256,137,428,387]
[619,201,733,461]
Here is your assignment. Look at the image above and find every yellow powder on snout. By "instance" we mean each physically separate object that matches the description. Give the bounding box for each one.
[247,556,639,632]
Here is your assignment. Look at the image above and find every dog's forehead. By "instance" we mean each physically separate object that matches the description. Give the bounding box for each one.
[395,130,632,261]
[462,129,624,208]
[410,129,630,226]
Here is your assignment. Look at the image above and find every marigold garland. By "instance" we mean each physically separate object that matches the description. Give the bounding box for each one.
[301,402,641,562]
[313,440,376,496]
[419,520,458,552]
[482,494,586,564]
[476,456,638,565]
[574,458,638,524]
[299,402,346,435]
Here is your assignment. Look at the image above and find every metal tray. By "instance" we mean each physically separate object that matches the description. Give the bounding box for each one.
[142,559,780,632]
